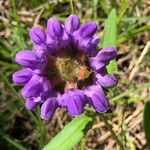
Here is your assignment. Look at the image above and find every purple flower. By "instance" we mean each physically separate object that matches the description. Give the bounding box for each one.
[12,14,117,120]
[84,85,109,113]
[41,98,59,120]
[60,89,85,116]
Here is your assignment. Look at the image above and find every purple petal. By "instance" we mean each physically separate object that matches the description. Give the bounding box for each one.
[65,14,80,33]
[78,22,98,38]
[34,96,41,102]
[47,17,70,50]
[72,23,99,53]
[40,98,58,120]
[94,69,117,88]
[29,27,46,45]
[90,46,117,71]
[47,17,63,38]
[60,30,70,47]
[15,50,38,67]
[46,33,57,48]
[25,98,37,110]
[12,69,33,84]
[60,89,85,116]
[84,85,109,113]
[90,57,104,70]
[22,75,43,98]
[73,36,99,53]
[97,47,117,62]
[40,79,52,101]
[89,35,100,56]
[33,44,48,53]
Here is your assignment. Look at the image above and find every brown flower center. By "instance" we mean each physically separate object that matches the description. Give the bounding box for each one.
[45,53,93,92]
[56,57,78,81]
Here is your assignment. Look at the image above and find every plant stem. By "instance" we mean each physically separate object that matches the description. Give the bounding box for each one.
[117,25,150,45]
[80,138,86,150]
[1,131,27,150]
[70,0,74,14]
[35,107,48,149]
[93,0,98,20]
[0,71,40,128]
[99,114,125,150]
[85,107,124,150]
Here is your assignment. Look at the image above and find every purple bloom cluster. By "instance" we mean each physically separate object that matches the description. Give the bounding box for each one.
[12,14,117,120]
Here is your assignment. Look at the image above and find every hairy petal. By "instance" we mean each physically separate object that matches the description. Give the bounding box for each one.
[65,14,80,33]
[25,98,37,110]
[15,50,39,67]
[40,98,58,120]
[12,69,33,84]
[47,17,63,38]
[40,79,52,101]
[84,85,109,113]
[29,27,46,45]
[78,22,98,38]
[46,18,69,51]
[90,46,117,71]
[94,69,117,88]
[72,22,99,53]
[22,75,43,98]
[60,89,85,116]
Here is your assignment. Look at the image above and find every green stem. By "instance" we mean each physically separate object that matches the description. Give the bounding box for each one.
[0,72,48,149]
[35,107,48,149]
[80,138,86,150]
[99,114,125,150]
[112,83,150,102]
[117,25,150,45]
[99,0,110,16]
[0,129,26,150]
[12,0,25,49]
[93,0,98,20]
[0,60,18,70]
[0,71,40,128]
[85,107,124,150]
[70,0,74,14]
[118,0,128,23]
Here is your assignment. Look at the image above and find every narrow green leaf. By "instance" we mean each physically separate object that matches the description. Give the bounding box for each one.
[100,9,117,47]
[93,0,98,20]
[118,0,128,23]
[0,71,40,128]
[117,25,150,45]
[43,114,93,150]
[0,130,27,150]
[112,83,150,102]
[70,0,74,14]
[100,9,118,73]
[144,101,150,147]
[99,0,110,16]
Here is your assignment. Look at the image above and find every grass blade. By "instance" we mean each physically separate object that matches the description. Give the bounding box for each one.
[0,130,27,150]
[100,9,118,74]
[93,0,98,20]
[144,101,150,147]
[117,25,150,45]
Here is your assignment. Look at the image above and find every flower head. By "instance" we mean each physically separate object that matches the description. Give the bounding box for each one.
[12,14,117,120]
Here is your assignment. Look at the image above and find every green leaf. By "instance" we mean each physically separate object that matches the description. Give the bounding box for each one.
[118,0,129,23]
[100,9,118,74]
[43,114,93,150]
[117,25,150,45]
[106,60,118,74]
[100,9,117,47]
[0,130,27,150]
[144,101,150,147]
